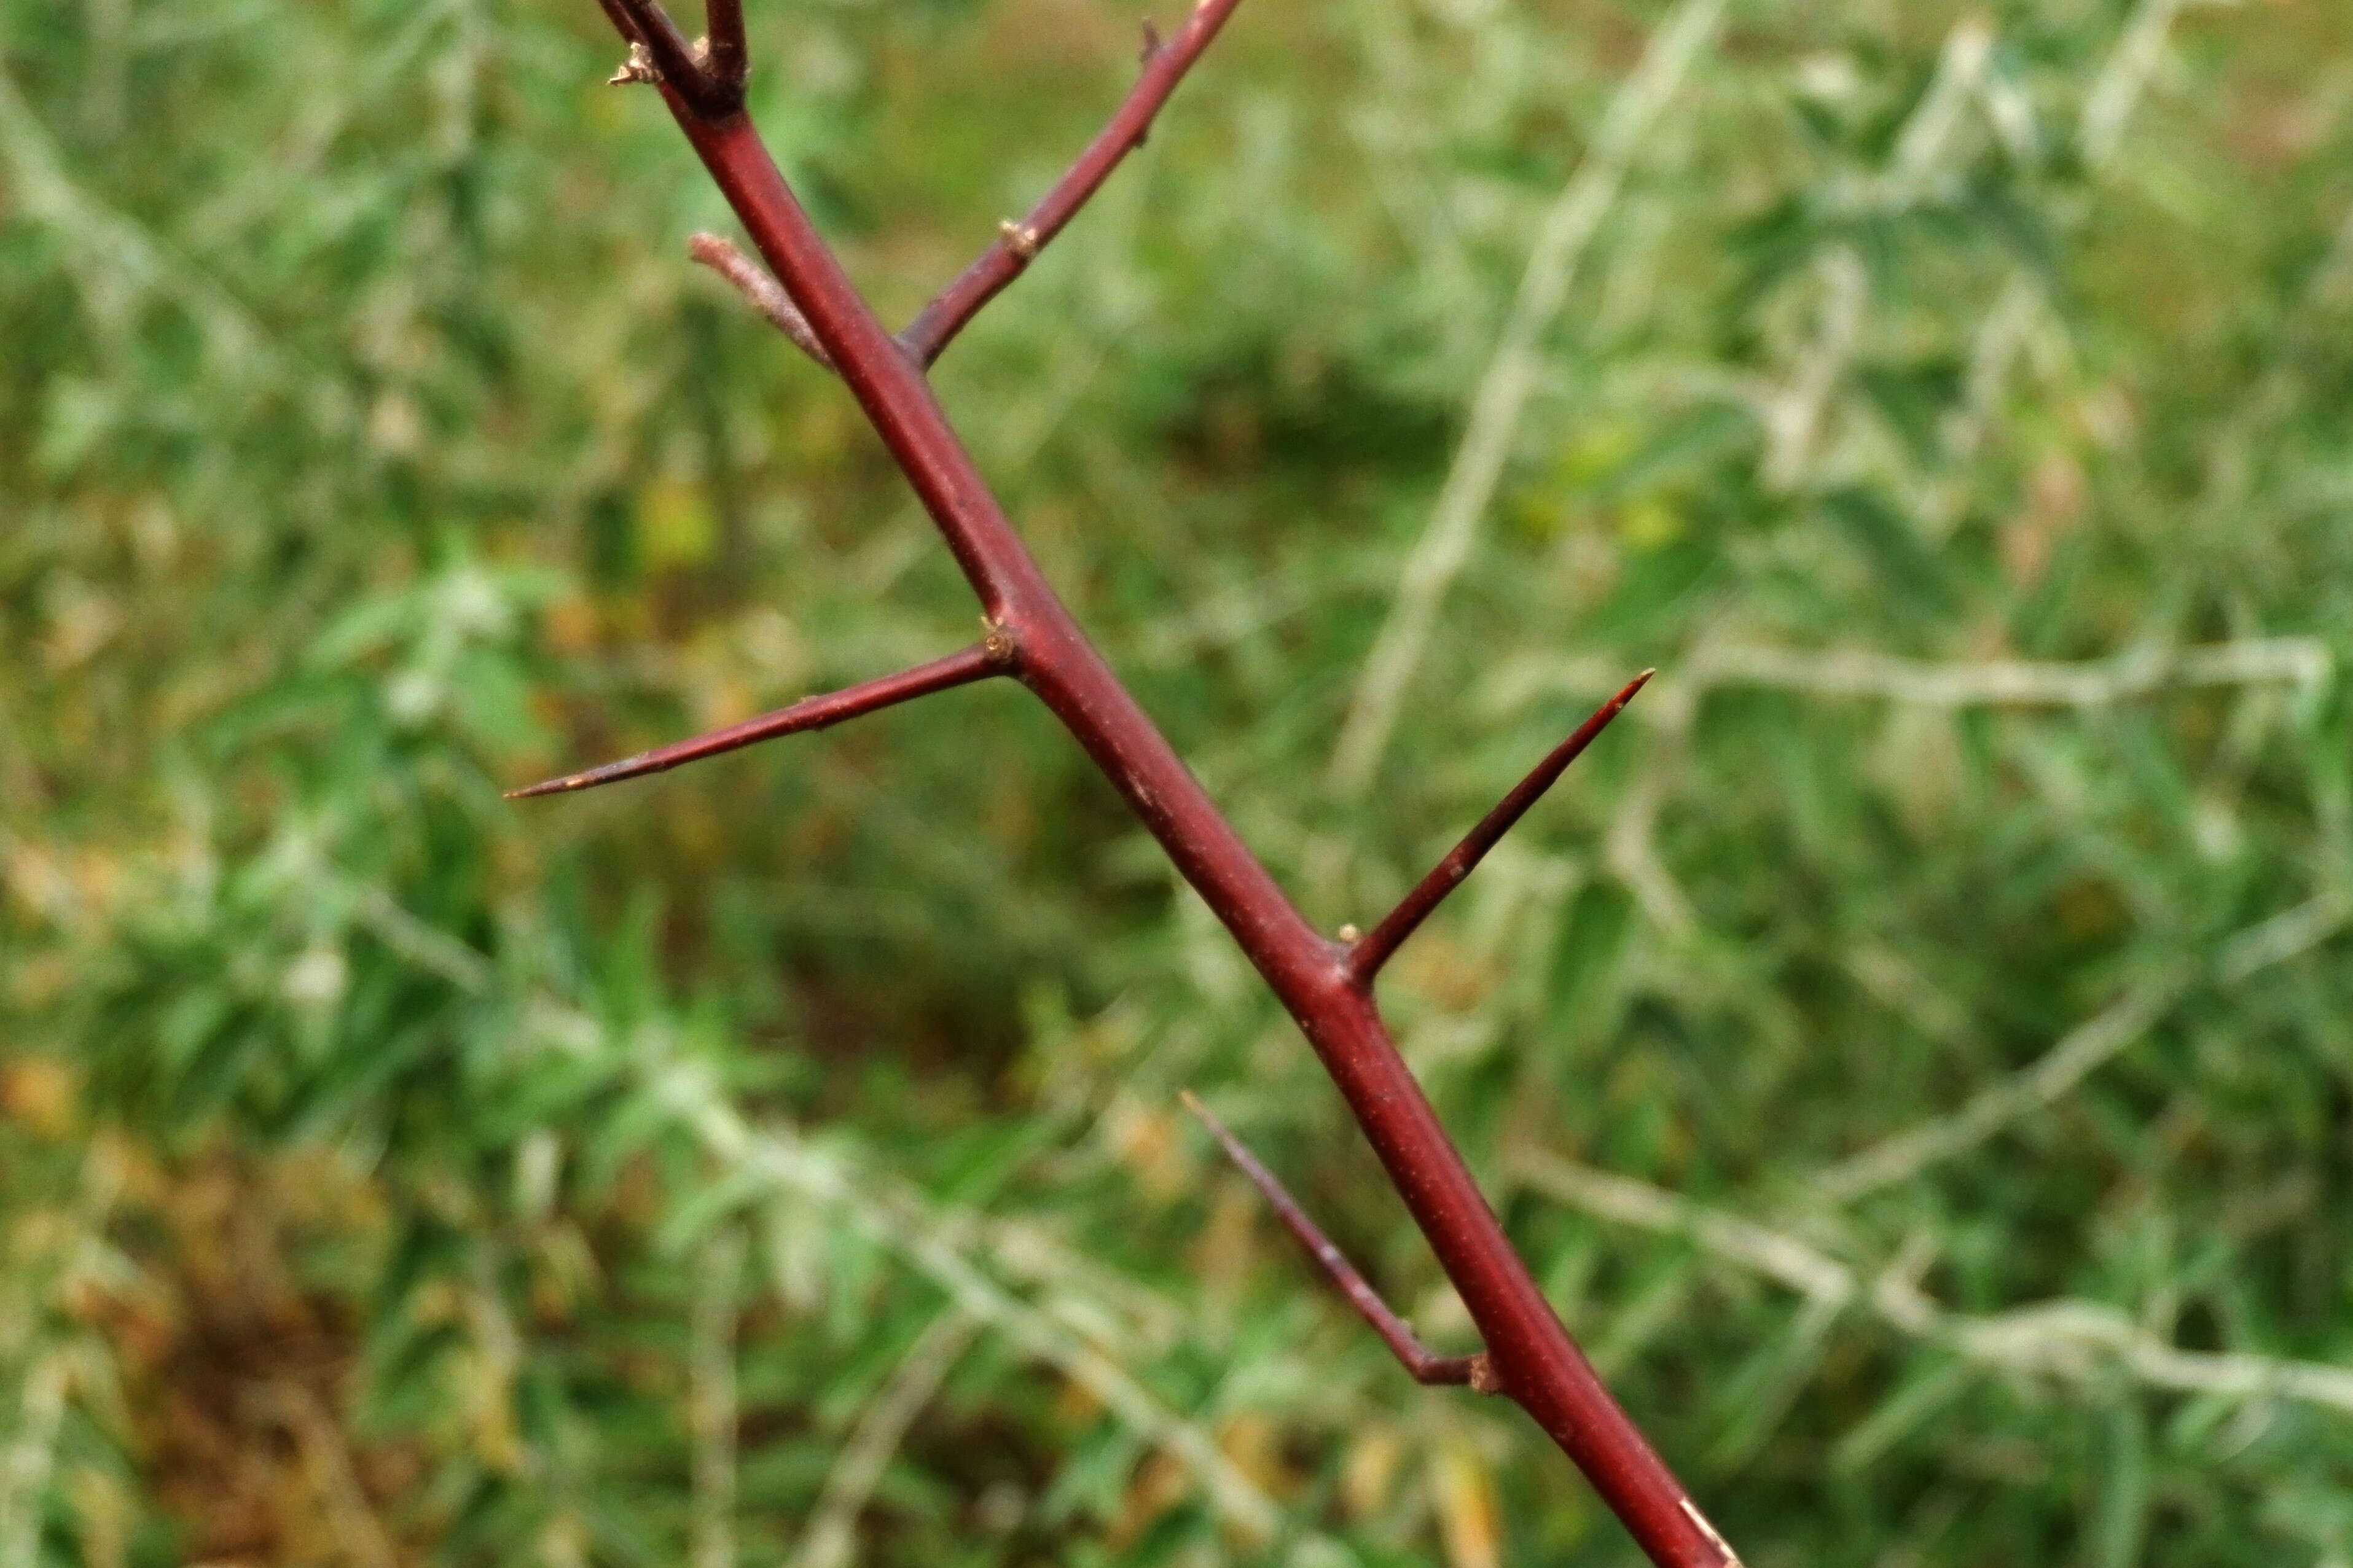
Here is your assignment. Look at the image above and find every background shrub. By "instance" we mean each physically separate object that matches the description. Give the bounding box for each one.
[4,0,2351,1562]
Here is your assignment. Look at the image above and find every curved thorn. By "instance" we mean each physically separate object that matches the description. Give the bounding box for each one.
[1349,669,1654,986]
[511,643,1004,800]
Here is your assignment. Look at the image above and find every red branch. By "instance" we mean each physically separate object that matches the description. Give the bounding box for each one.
[550,6,1740,1565]
[1347,670,1653,985]
[898,0,1250,366]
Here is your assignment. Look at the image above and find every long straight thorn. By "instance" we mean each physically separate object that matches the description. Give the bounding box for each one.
[1180,1091,1492,1391]
[510,642,1006,800]
[1347,669,1654,986]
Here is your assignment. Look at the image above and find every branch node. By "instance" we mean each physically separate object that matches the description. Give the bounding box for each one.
[608,41,658,85]
[1467,1353,1502,1395]
[564,2,1744,1548]
[997,219,1041,261]
[601,0,738,117]
[1139,17,1164,64]
[1336,922,1360,943]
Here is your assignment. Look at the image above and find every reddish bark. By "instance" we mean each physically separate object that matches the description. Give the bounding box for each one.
[545,6,1740,1562]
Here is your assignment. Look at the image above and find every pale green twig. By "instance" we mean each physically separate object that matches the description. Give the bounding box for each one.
[1815,890,2349,1204]
[1326,0,1725,796]
[789,1310,979,1568]
[692,1230,744,1568]
[1517,1151,2353,1419]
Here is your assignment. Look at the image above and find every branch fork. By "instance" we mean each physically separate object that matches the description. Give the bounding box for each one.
[530,3,1739,1562]
[679,0,1247,374]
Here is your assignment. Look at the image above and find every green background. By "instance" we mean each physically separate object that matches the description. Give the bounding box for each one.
[5,0,2352,1562]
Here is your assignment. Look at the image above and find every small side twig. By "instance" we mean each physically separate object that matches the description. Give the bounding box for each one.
[510,641,1008,798]
[692,1230,744,1568]
[898,0,1250,366]
[1182,1091,1494,1392]
[1348,670,1651,986]
[689,232,834,370]
[702,0,748,93]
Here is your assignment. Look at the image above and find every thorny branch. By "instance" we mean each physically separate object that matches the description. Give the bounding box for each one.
[546,4,1740,1564]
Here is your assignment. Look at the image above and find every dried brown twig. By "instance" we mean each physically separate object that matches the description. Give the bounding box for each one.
[687,232,830,370]
[526,5,1740,1563]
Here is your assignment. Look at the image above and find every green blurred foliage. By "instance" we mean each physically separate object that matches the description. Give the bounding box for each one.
[4,0,2352,1563]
